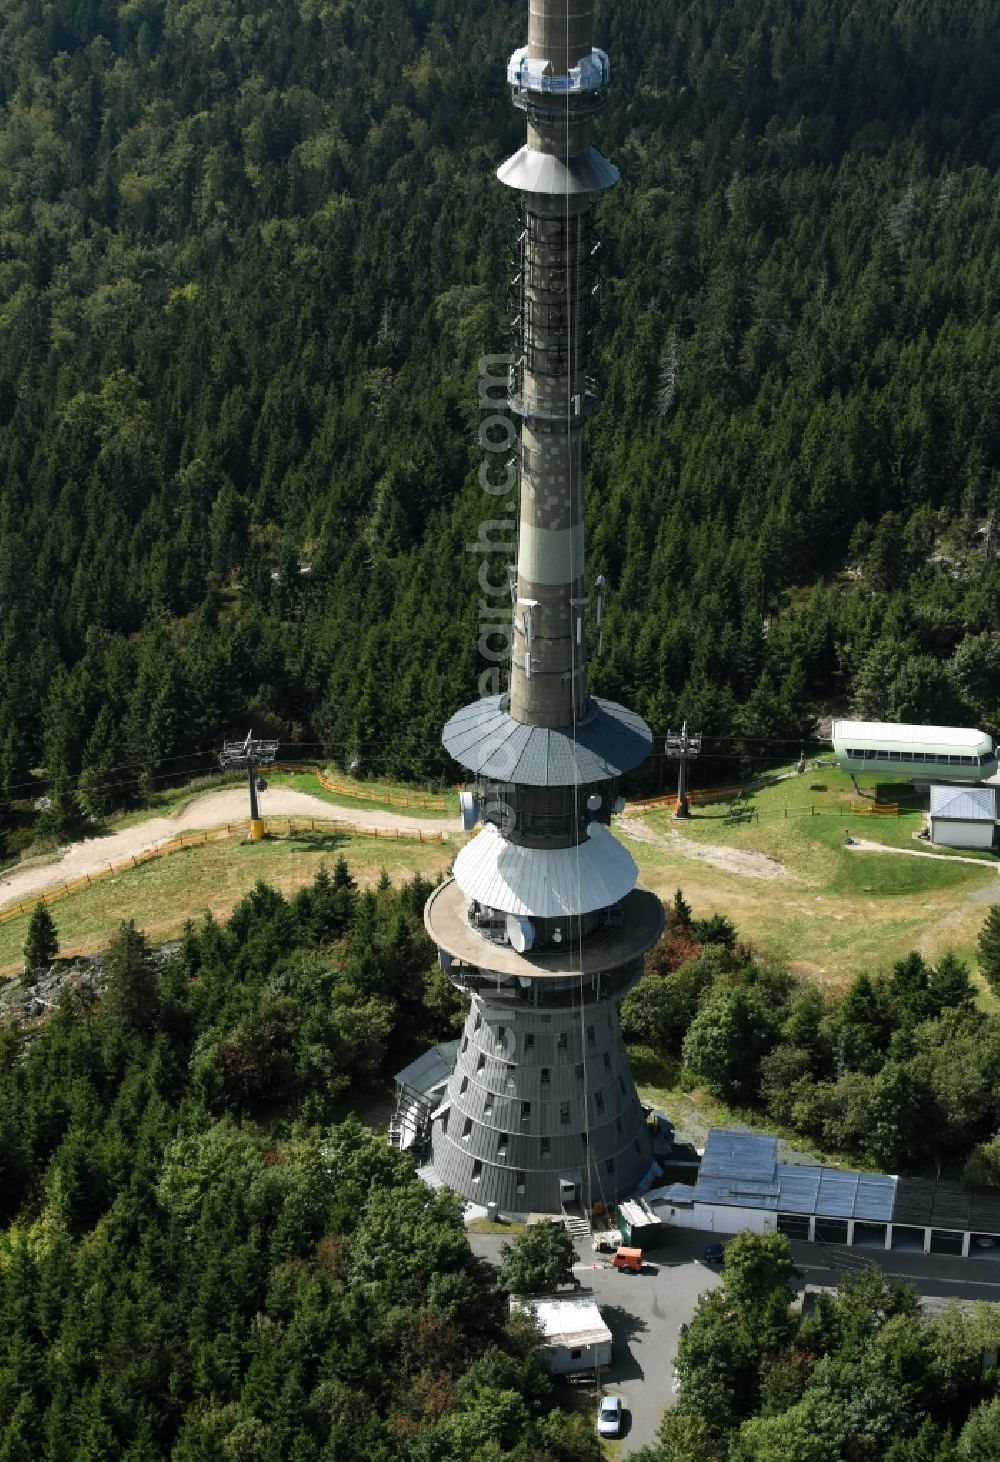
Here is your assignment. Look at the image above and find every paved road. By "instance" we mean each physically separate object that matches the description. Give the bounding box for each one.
[468,1227,1000,1456]
[788,1235,1000,1299]
[468,1228,723,1455]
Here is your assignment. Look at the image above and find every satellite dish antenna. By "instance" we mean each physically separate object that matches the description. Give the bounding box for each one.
[459,791,481,831]
[506,914,535,953]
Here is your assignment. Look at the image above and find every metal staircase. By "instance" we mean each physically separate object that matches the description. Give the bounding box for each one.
[389,1085,433,1153]
[561,1206,592,1240]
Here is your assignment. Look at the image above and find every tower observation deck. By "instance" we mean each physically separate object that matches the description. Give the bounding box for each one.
[423,0,663,1216]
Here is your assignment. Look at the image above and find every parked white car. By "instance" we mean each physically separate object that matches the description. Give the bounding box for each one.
[597,1394,623,1437]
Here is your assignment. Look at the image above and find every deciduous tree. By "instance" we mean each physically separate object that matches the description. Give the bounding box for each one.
[498,1221,577,1296]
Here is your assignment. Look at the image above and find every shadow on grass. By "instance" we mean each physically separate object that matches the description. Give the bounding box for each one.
[276,829,350,855]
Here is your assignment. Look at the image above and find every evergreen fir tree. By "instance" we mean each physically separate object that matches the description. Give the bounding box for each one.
[672,888,693,930]
[977,906,1000,994]
[24,902,58,976]
[332,854,356,891]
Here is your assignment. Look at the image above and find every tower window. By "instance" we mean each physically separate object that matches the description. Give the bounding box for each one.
[484,1095,494,1117]
[575,1063,584,1082]
[463,1118,473,1139]
[587,1024,595,1045]
[605,1158,614,1174]
[461,1035,468,1052]
[477,1053,486,1072]
[498,1132,508,1155]
[441,1110,449,1135]
[524,1033,534,1050]
[460,1076,468,1095]
[594,1090,604,1113]
[560,1102,570,1124]
[581,1132,588,1148]
[540,1137,551,1156]
[521,1101,531,1124]
[498,1025,506,1044]
[541,1068,550,1085]
[474,1012,482,1031]
[472,1160,482,1181]
[558,1032,568,1051]
[516,1171,526,1194]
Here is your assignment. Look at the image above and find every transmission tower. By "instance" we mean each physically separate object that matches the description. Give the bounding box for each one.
[420,0,663,1219]
[220,731,279,841]
[664,721,702,818]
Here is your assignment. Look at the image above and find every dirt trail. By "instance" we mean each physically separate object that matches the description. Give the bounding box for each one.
[847,837,1000,871]
[617,815,793,883]
[0,788,458,912]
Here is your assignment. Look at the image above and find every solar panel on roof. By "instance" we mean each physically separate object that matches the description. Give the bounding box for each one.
[694,1131,898,1223]
[700,1130,777,1181]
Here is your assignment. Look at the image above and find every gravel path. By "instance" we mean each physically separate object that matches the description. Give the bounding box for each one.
[0,788,458,912]
[847,837,1000,870]
[618,815,792,882]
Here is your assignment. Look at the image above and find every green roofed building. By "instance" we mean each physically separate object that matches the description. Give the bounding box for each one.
[832,720,997,783]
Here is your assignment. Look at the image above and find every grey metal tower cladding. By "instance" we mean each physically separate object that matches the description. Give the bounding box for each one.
[424,0,663,1216]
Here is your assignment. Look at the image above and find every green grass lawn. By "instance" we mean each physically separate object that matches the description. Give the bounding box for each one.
[0,828,455,977]
[622,767,998,990]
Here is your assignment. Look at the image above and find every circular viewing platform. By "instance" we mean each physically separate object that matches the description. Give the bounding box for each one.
[425,878,663,981]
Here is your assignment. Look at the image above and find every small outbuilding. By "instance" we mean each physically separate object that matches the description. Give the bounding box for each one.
[618,1196,663,1247]
[929,785,997,850]
[511,1291,612,1374]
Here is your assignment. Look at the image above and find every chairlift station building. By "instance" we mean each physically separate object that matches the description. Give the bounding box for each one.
[832,720,998,782]
[417,0,661,1216]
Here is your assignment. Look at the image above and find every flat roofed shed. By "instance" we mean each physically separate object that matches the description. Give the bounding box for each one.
[511,1293,612,1350]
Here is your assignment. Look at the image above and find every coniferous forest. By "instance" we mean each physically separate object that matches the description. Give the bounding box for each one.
[2,4,1000,1456]
[0,870,606,1457]
[0,0,998,819]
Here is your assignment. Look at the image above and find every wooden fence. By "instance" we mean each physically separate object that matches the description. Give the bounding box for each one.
[264,761,447,811]
[0,817,447,929]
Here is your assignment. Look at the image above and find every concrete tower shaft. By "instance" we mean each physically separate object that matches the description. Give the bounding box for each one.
[499,5,615,729]
[528,0,594,75]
